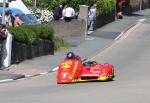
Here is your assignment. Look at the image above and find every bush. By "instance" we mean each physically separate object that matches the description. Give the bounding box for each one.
[96,0,116,15]
[8,24,54,45]
[36,0,116,15]
[38,24,54,40]
[37,0,57,10]
[9,24,68,51]
[54,36,70,51]
[9,26,28,43]
[25,27,39,45]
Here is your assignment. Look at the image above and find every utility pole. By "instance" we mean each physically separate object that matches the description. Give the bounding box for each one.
[139,0,142,10]
[33,0,36,8]
[2,0,6,25]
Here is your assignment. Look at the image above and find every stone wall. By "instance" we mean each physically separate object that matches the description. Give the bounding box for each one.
[130,0,149,11]
[141,0,149,9]
[149,0,150,8]
[49,19,86,37]
[96,10,115,29]
[11,39,54,64]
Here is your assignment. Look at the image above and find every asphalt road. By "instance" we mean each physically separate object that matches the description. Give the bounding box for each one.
[0,19,150,103]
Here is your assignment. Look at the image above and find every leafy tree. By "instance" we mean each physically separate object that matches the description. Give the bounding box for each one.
[22,0,33,7]
[37,0,58,10]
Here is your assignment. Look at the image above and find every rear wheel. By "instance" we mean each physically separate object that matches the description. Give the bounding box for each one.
[109,68,115,81]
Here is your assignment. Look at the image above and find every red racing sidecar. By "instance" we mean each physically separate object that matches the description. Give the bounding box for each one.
[57,52,115,84]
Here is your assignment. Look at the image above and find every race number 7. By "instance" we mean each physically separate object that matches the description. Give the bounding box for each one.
[62,73,67,78]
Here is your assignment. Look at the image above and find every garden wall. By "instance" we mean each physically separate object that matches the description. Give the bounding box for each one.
[11,39,54,64]
[96,10,116,29]
[141,0,149,10]
[49,19,86,37]
[130,0,150,12]
[149,0,150,8]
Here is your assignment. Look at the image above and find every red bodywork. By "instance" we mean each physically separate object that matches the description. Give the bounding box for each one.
[57,56,115,84]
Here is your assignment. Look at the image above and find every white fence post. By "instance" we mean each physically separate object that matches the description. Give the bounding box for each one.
[2,33,13,67]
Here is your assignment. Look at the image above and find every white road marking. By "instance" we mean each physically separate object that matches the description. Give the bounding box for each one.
[119,22,141,40]
[52,67,59,72]
[85,37,94,40]
[51,19,143,72]
[115,32,124,40]
[39,72,49,75]
[139,18,146,22]
[0,79,13,83]
[91,22,142,60]
[25,75,32,78]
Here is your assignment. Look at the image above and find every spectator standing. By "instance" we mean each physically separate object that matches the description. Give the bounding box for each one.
[63,5,75,22]
[5,11,12,27]
[9,10,15,27]
[53,4,63,20]
[116,0,125,19]
[14,14,23,27]
[88,4,97,31]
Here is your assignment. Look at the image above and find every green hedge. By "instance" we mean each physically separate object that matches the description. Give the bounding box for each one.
[8,24,54,45]
[8,25,69,51]
[54,36,70,51]
[36,0,116,15]
[96,0,116,15]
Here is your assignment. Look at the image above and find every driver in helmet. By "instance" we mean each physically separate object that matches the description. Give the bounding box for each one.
[66,52,81,61]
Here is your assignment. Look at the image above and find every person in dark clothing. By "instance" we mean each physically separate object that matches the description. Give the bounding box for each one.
[0,24,8,68]
[116,0,125,19]
[8,10,15,27]
[0,24,7,40]
[53,4,63,20]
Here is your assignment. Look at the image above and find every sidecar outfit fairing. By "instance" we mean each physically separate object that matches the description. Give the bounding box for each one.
[57,54,115,84]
